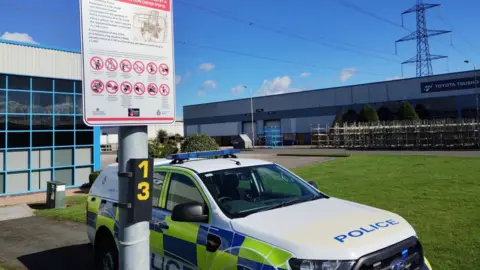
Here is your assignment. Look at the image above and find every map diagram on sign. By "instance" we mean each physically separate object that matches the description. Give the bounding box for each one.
[132,10,169,43]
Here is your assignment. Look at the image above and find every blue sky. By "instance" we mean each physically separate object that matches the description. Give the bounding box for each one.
[1,0,479,117]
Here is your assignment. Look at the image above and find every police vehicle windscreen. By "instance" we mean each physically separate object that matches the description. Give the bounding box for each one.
[198,164,325,218]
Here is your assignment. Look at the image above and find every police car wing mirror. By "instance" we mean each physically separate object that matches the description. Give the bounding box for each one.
[308,181,318,189]
[171,202,208,223]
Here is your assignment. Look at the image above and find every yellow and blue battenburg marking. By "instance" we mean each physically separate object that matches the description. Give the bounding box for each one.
[149,208,292,270]
[87,197,120,238]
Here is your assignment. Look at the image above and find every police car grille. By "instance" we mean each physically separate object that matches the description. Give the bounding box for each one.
[353,237,424,270]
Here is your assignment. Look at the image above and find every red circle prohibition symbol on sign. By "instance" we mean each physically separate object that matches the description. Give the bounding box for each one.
[106,80,119,94]
[134,82,146,96]
[147,62,157,75]
[90,57,104,70]
[133,61,145,74]
[120,81,133,94]
[159,63,169,76]
[120,59,132,73]
[90,80,104,93]
[147,83,158,96]
[105,58,118,72]
[159,84,170,96]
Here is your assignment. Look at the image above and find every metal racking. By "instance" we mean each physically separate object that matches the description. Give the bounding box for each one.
[312,119,480,149]
[264,125,283,148]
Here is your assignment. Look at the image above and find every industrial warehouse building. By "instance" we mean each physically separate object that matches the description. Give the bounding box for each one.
[184,70,479,146]
[0,39,101,196]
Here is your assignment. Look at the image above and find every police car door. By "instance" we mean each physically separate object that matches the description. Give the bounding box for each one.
[151,171,211,270]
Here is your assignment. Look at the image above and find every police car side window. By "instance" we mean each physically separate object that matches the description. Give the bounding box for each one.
[165,173,206,212]
[152,172,166,208]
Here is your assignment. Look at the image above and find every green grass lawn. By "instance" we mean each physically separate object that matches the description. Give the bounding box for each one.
[34,194,87,223]
[292,155,480,270]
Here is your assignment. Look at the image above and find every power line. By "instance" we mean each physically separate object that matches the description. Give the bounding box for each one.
[176,0,403,64]
[2,1,391,77]
[337,0,469,59]
[174,40,391,76]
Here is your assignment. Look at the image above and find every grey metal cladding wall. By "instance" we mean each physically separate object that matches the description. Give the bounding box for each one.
[184,70,478,124]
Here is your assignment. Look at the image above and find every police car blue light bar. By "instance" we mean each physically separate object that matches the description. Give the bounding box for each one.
[166,149,240,161]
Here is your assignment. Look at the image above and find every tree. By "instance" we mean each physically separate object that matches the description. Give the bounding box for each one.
[181,134,219,153]
[342,109,358,124]
[377,106,394,121]
[398,101,419,120]
[415,104,431,120]
[359,104,379,122]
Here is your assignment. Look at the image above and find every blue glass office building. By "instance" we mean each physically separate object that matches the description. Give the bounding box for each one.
[0,40,101,196]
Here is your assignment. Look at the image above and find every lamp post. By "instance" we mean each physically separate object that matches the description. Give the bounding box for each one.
[464,60,478,121]
[245,85,255,147]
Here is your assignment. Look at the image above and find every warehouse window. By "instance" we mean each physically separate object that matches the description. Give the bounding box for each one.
[8,91,30,113]
[0,74,6,89]
[75,80,82,94]
[7,115,30,131]
[8,75,30,90]
[55,131,74,146]
[32,115,53,130]
[7,132,30,148]
[54,94,74,114]
[32,92,53,114]
[55,79,74,93]
[0,90,5,113]
[55,116,74,130]
[75,116,92,130]
[32,77,53,92]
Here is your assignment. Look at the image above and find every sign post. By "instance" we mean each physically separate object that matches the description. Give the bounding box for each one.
[79,0,175,269]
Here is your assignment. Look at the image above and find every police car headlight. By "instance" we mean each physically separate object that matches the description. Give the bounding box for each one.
[289,258,356,270]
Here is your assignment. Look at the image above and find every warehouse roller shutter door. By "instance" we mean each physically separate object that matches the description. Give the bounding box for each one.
[264,120,281,130]
[242,121,255,140]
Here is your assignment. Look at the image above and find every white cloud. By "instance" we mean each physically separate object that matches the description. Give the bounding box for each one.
[197,90,206,96]
[199,63,215,72]
[258,75,300,96]
[385,75,403,81]
[0,32,38,44]
[299,72,311,78]
[175,75,182,85]
[340,68,357,82]
[202,80,217,89]
[231,85,246,95]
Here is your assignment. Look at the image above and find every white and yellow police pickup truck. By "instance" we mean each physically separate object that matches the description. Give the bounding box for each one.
[86,149,433,270]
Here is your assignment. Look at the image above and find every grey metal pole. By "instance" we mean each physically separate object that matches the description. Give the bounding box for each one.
[250,87,255,147]
[118,126,150,270]
[474,64,478,121]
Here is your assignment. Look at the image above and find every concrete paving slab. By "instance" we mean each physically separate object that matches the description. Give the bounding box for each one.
[0,205,34,222]
[0,216,92,270]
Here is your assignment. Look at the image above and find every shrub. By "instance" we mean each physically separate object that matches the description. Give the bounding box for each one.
[359,104,379,122]
[148,140,165,158]
[377,106,394,121]
[89,170,102,186]
[333,112,343,125]
[181,134,219,153]
[398,101,419,120]
[156,129,169,143]
[163,139,179,157]
[343,109,358,124]
[415,104,431,120]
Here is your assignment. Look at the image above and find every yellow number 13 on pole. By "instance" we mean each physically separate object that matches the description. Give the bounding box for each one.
[137,160,150,201]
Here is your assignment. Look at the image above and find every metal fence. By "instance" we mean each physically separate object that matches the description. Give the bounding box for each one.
[311,119,480,149]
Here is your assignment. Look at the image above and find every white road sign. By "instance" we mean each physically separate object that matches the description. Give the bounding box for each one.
[79,0,175,126]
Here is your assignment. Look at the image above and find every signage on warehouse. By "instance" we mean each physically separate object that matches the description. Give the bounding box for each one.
[79,0,175,126]
[420,76,479,93]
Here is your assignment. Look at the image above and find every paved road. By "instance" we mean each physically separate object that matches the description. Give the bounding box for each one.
[0,216,92,270]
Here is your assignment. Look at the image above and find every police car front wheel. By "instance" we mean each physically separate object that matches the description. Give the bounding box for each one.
[95,236,118,270]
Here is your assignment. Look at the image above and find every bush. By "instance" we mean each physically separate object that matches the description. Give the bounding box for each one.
[359,104,379,122]
[163,139,179,157]
[343,109,358,124]
[415,104,431,120]
[333,112,343,125]
[377,106,394,121]
[148,140,165,158]
[89,170,102,186]
[398,101,419,120]
[156,129,169,143]
[181,134,219,153]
